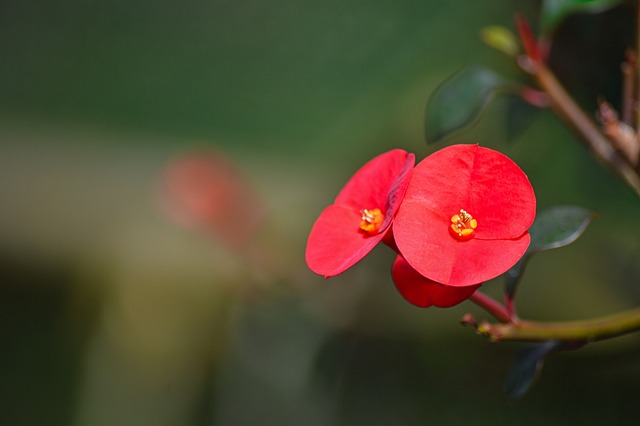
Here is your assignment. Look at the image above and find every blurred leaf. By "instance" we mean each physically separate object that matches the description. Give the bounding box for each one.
[505,205,595,298]
[425,66,507,144]
[540,0,624,34]
[504,340,564,399]
[505,95,539,142]
[480,26,520,57]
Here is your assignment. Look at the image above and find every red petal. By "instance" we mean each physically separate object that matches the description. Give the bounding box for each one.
[391,256,480,308]
[335,149,415,231]
[398,144,535,240]
[396,227,530,286]
[306,149,415,277]
[394,144,535,286]
[306,204,386,277]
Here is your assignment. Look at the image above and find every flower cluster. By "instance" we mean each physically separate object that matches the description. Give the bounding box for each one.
[306,144,536,308]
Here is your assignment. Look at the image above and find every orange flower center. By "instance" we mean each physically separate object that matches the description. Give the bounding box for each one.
[360,208,384,235]
[450,209,477,240]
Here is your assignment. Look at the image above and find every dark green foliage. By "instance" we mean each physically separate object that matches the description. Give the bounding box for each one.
[504,340,565,399]
[505,205,595,299]
[540,0,625,34]
[425,66,507,144]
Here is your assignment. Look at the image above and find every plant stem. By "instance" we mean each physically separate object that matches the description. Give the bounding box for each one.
[636,0,640,132]
[475,306,640,342]
[468,291,512,324]
[532,63,640,196]
[621,50,635,125]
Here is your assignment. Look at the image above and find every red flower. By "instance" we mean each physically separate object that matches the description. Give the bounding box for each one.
[393,144,536,287]
[306,149,415,277]
[392,255,481,308]
[159,150,265,251]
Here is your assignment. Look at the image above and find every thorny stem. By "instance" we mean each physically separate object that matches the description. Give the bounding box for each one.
[514,14,640,194]
[636,1,640,132]
[621,50,635,125]
[531,63,640,196]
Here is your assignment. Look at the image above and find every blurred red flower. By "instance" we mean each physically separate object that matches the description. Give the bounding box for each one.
[394,144,535,287]
[306,149,415,277]
[159,149,265,251]
[391,255,480,308]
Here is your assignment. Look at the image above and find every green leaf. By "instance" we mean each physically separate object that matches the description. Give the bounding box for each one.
[480,26,520,57]
[504,341,564,399]
[505,205,595,298]
[505,95,539,142]
[529,205,595,252]
[504,256,528,300]
[540,0,624,34]
[425,66,507,144]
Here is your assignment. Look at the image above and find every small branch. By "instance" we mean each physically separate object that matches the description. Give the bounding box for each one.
[514,14,640,193]
[621,49,636,125]
[475,306,640,342]
[597,99,640,165]
[636,1,640,132]
[532,63,640,196]
[468,291,513,324]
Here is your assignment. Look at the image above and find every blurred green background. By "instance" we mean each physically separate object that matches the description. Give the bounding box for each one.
[3,1,640,425]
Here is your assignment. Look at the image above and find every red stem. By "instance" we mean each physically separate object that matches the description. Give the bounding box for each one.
[468,291,512,324]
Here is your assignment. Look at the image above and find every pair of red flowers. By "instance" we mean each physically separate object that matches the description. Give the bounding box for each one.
[305,144,536,308]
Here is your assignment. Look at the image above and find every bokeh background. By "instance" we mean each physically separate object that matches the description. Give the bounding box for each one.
[3,1,640,425]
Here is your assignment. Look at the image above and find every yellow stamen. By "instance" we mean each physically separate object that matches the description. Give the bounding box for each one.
[360,208,384,235]
[450,209,477,240]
